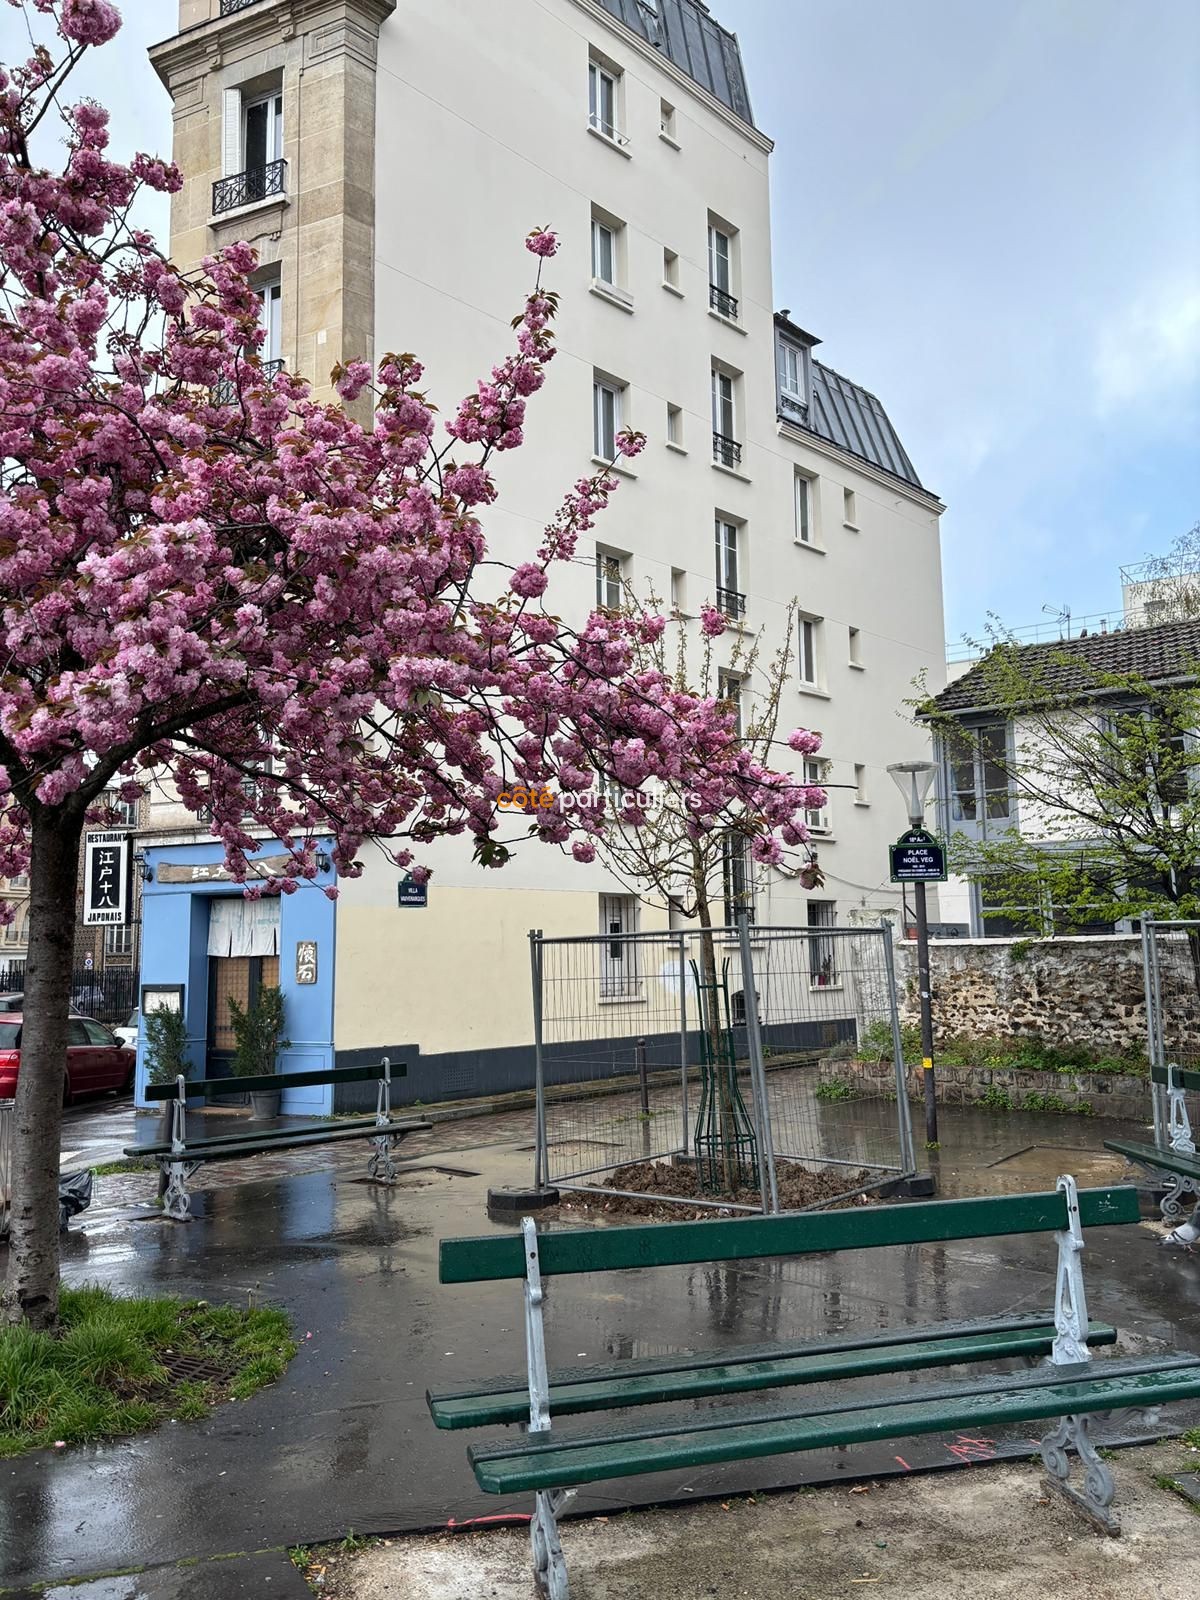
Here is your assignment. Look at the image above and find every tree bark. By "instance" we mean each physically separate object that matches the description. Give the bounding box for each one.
[692,852,737,1189]
[2,808,82,1329]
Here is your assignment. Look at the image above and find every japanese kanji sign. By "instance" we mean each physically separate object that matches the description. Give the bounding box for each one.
[83,831,132,926]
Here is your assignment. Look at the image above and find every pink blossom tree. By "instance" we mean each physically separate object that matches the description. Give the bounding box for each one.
[0,2,822,1327]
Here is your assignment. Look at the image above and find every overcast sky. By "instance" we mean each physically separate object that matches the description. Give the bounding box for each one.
[3,0,1197,644]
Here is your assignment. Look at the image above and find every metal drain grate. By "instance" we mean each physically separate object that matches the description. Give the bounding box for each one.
[159,1350,229,1385]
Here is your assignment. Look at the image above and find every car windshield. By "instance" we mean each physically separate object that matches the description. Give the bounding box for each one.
[0,1022,20,1047]
[124,1011,138,1029]
[0,994,22,1011]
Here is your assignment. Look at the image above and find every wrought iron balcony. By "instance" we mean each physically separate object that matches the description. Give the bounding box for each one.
[212,158,286,217]
[220,0,264,15]
[716,586,746,619]
[712,431,742,469]
[709,283,739,320]
[211,358,283,406]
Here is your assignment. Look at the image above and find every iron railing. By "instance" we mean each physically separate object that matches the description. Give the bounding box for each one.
[709,283,739,320]
[716,585,746,619]
[212,158,286,216]
[211,358,283,406]
[712,431,742,468]
[221,0,265,14]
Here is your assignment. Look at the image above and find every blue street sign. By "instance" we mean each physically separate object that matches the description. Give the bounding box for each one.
[397,876,428,908]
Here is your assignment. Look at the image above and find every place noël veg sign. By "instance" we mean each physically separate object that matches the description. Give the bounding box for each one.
[888,827,948,884]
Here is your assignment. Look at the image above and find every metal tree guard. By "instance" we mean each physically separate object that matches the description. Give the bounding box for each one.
[689,954,759,1195]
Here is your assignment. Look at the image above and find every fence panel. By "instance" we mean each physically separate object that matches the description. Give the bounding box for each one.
[532,921,914,1213]
[0,964,139,1028]
[1143,919,1200,1152]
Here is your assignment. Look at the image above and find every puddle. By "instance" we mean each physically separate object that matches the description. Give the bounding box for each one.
[986,1142,1130,1184]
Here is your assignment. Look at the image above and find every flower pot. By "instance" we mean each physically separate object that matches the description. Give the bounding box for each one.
[250,1090,282,1120]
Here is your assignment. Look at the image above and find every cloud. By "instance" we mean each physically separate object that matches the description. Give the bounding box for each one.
[1092,280,1200,420]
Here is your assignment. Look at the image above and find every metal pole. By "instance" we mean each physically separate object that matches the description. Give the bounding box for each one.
[636,1038,649,1117]
[530,929,547,1191]
[736,912,779,1213]
[914,879,938,1146]
[1143,917,1166,1149]
[881,919,916,1174]
[678,931,690,1156]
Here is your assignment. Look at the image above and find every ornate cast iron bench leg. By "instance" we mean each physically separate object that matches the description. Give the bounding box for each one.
[161,1075,195,1221]
[1162,1067,1199,1246]
[367,1057,397,1182]
[523,1216,570,1598]
[1038,1174,1120,1534]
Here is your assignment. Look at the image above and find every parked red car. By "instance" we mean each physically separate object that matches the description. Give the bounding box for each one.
[0,1013,134,1102]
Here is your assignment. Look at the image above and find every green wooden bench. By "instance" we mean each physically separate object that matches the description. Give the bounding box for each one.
[429,1178,1200,1598]
[126,1058,431,1219]
[1105,1061,1200,1246]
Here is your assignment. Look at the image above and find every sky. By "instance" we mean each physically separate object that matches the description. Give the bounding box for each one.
[2,0,1197,647]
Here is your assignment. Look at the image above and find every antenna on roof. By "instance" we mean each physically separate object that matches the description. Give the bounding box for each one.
[1041,603,1071,641]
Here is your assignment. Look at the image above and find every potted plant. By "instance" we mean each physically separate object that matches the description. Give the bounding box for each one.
[227,985,290,1119]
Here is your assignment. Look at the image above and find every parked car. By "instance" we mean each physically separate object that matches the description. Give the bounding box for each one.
[0,1013,135,1102]
[0,992,83,1016]
[112,1008,139,1051]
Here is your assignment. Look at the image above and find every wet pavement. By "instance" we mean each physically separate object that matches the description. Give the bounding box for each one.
[2,1102,1199,1590]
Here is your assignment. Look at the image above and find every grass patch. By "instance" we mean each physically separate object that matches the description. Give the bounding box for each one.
[858,1020,1147,1078]
[89,1158,155,1176]
[0,1285,296,1459]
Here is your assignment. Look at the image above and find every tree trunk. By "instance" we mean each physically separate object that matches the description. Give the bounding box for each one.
[692,854,736,1189]
[2,809,82,1329]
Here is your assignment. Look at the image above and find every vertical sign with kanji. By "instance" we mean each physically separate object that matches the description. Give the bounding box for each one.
[83,831,131,926]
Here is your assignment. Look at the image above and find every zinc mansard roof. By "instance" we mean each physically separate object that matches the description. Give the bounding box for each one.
[595,0,754,126]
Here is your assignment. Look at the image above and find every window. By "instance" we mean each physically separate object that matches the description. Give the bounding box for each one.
[855,763,868,804]
[949,722,1010,824]
[590,213,617,285]
[807,900,837,986]
[244,91,283,172]
[660,99,677,141]
[588,60,621,142]
[804,759,830,833]
[670,567,687,613]
[711,367,739,466]
[666,402,683,447]
[717,671,744,737]
[848,626,862,667]
[722,833,755,924]
[595,548,624,610]
[256,276,282,366]
[104,926,134,958]
[104,790,138,827]
[707,222,737,320]
[843,487,858,528]
[663,248,681,292]
[777,335,808,413]
[592,375,623,458]
[798,616,820,686]
[599,894,639,998]
[3,915,23,945]
[715,518,743,617]
[794,473,813,544]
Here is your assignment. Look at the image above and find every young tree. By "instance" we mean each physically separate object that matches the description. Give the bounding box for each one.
[569,591,826,1186]
[0,3,822,1325]
[919,631,1200,958]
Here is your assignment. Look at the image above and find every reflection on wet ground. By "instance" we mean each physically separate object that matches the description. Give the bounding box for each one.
[1,1103,1197,1590]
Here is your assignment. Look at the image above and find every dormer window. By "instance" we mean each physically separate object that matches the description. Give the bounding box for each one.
[777,332,809,416]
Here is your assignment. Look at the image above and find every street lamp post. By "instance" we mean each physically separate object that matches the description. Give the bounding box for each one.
[888,761,939,1146]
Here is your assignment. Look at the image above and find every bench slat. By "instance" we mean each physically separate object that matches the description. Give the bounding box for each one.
[1151,1063,1200,1093]
[1104,1139,1200,1182]
[123,1120,431,1164]
[130,1115,390,1156]
[439,1186,1141,1284]
[429,1318,1117,1429]
[467,1355,1200,1493]
[144,1061,406,1102]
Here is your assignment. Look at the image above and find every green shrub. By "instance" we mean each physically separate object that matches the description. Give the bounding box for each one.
[227,985,290,1078]
[815,1077,858,1102]
[144,1005,189,1087]
[979,1085,1013,1111]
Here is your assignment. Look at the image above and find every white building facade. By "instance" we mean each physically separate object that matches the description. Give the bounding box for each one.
[144,0,946,1104]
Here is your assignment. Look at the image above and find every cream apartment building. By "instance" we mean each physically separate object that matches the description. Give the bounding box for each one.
[141,0,946,1106]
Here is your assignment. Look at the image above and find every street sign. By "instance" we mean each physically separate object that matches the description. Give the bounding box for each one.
[82,831,132,926]
[889,830,947,883]
[397,875,428,908]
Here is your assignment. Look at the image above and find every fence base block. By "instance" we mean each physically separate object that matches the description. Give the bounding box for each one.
[489,1187,560,1214]
[882,1172,937,1198]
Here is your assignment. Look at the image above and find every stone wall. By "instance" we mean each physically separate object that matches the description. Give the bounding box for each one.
[896,935,1150,1054]
[818,1056,1147,1120]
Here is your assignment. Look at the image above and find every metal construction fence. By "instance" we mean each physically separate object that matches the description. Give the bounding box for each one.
[531,919,916,1214]
[1142,918,1200,1154]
